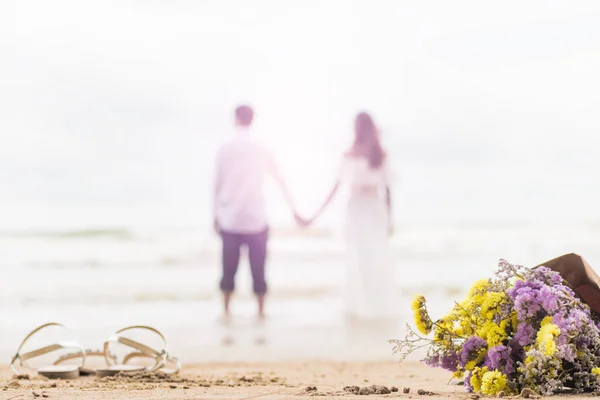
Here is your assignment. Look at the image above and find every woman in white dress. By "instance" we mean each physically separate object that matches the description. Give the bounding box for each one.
[307,112,396,321]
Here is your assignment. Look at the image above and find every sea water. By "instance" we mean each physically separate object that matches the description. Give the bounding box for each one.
[2,222,600,363]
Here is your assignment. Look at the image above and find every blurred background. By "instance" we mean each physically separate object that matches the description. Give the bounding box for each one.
[2,0,600,363]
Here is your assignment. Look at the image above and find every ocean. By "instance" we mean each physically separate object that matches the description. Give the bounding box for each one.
[3,221,600,364]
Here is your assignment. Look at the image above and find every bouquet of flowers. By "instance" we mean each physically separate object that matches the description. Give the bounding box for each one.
[390,260,600,395]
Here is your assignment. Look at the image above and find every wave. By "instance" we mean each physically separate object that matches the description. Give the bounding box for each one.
[16,284,469,306]
[0,228,136,240]
[0,226,335,241]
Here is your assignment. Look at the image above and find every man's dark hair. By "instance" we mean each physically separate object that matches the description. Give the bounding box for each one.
[235,105,254,126]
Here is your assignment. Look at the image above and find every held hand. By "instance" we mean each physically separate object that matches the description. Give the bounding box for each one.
[213,218,221,235]
[294,213,311,228]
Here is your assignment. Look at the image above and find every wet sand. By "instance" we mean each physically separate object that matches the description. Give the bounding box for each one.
[1,361,467,399]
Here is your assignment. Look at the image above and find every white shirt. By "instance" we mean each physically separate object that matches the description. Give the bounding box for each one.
[213,128,278,234]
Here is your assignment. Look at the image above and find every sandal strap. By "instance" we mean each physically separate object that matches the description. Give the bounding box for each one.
[104,326,168,371]
[123,352,181,374]
[10,323,86,374]
[54,349,117,365]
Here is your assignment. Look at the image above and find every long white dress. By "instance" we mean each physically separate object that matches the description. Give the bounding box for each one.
[339,155,397,320]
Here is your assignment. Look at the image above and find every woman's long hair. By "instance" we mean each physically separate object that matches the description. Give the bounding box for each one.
[349,112,386,169]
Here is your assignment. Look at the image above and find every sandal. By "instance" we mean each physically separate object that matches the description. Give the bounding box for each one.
[96,325,180,377]
[123,352,181,374]
[54,349,118,376]
[10,323,86,379]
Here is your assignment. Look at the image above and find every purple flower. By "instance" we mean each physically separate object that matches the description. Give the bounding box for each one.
[553,308,588,334]
[551,273,563,285]
[485,345,516,375]
[440,352,460,372]
[426,352,460,372]
[485,345,509,370]
[508,280,544,319]
[514,322,535,346]
[424,354,440,368]
[459,337,487,367]
[557,343,576,363]
[576,336,591,349]
[538,286,559,312]
[533,266,562,285]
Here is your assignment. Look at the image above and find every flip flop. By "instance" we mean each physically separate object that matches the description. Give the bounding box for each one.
[10,323,86,379]
[96,325,180,377]
[53,349,118,376]
[123,352,181,374]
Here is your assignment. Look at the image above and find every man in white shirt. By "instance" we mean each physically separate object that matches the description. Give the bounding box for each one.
[213,105,297,322]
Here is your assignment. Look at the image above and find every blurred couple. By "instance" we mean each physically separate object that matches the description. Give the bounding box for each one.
[213,105,397,324]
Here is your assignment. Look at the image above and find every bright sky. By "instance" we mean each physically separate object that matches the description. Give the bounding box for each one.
[1,0,600,228]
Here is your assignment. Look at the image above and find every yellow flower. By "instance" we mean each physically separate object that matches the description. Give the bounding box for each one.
[481,292,505,320]
[477,321,507,348]
[592,367,600,375]
[432,317,455,347]
[451,300,477,337]
[453,369,464,379]
[465,360,477,371]
[467,279,490,304]
[536,316,560,356]
[470,366,488,393]
[457,318,475,337]
[481,370,508,395]
[499,310,518,333]
[511,311,519,331]
[412,295,433,335]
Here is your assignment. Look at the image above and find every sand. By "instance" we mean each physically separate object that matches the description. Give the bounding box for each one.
[0,361,471,399]
[4,361,598,399]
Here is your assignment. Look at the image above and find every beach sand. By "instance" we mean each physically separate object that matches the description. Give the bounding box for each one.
[0,361,469,399]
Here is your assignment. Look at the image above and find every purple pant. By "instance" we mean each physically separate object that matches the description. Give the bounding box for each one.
[219,228,268,294]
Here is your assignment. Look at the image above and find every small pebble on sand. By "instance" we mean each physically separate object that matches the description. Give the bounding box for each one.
[343,386,360,395]
[359,387,371,395]
[6,381,21,389]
